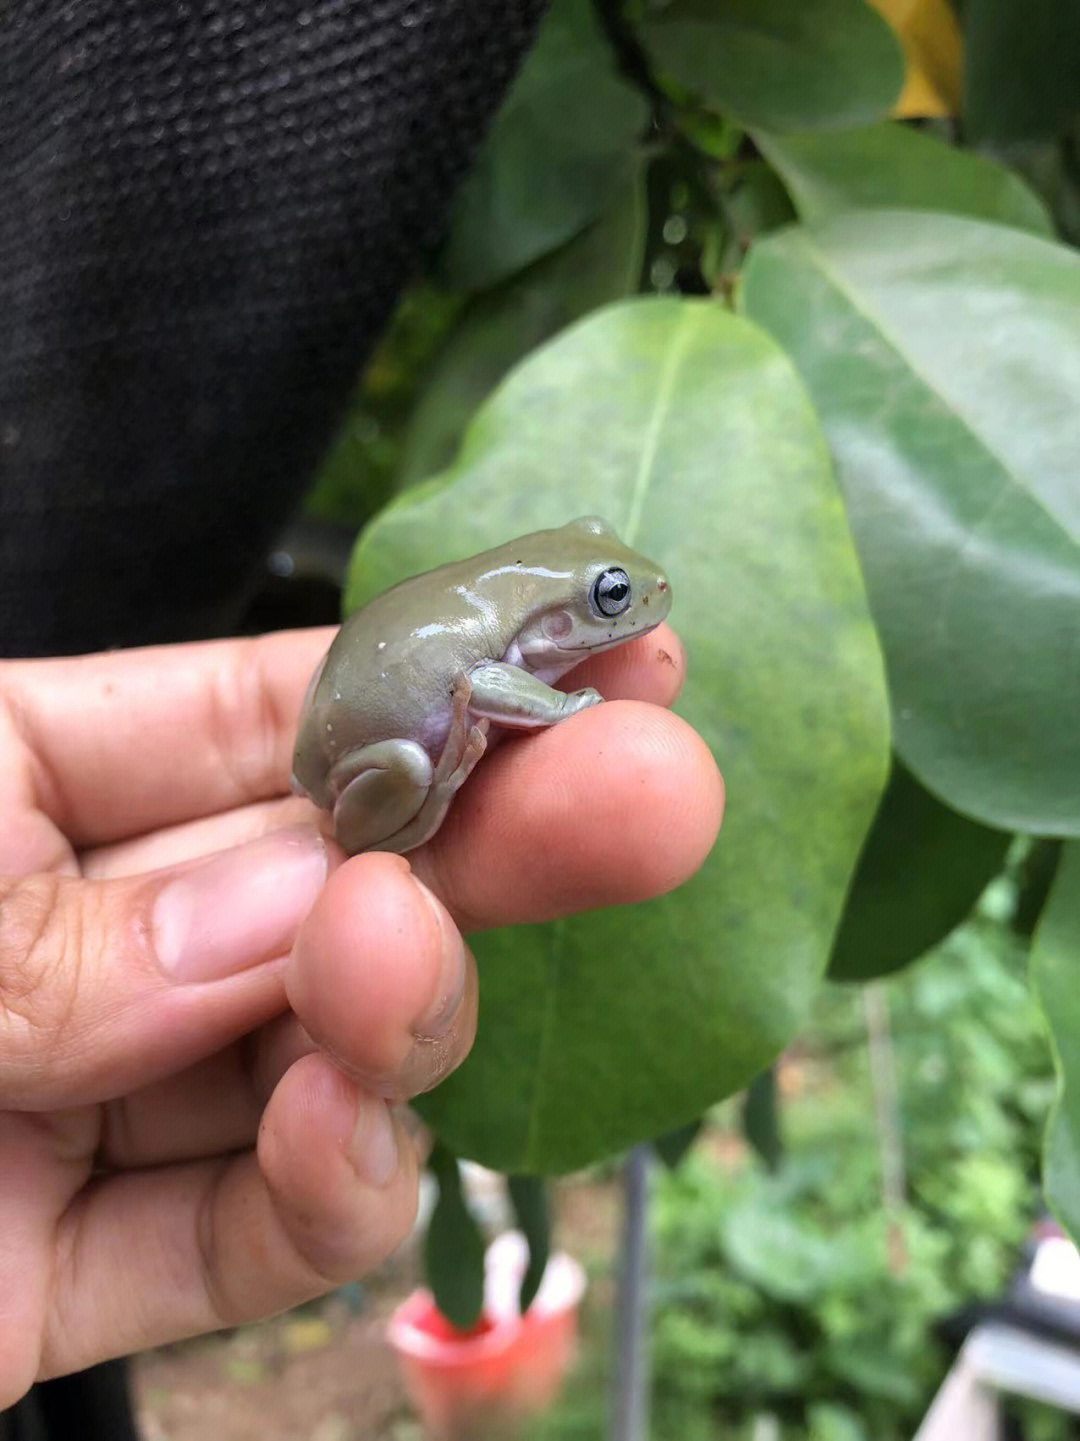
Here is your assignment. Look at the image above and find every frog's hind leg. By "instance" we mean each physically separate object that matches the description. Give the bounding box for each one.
[373,674,490,854]
[328,740,433,855]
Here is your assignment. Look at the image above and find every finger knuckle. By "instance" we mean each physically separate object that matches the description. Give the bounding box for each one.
[193,1160,247,1328]
[205,639,289,807]
[0,875,80,1052]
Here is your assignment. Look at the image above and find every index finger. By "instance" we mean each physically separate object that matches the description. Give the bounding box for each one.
[1,629,334,847]
[2,624,686,850]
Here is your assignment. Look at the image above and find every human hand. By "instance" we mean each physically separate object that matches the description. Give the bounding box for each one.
[0,624,722,1403]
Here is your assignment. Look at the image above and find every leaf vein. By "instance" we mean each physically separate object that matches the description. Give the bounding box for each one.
[625,303,699,542]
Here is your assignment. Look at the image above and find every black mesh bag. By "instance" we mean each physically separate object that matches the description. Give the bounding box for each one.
[1,0,547,656]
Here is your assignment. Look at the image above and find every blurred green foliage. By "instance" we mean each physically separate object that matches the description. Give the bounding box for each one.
[531,911,1059,1439]
[651,931,1048,1441]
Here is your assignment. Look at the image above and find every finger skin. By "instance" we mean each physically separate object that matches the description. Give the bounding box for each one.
[77,622,686,879]
[568,623,684,704]
[0,618,723,1393]
[0,868,291,1111]
[98,1014,313,1168]
[81,795,319,881]
[77,636,717,945]
[3,622,683,852]
[87,686,720,1165]
[4,690,718,1159]
[34,1055,418,1382]
[0,1110,95,1407]
[0,838,478,1115]
[99,850,482,1165]
[287,854,479,1104]
[417,700,724,932]
[0,629,334,848]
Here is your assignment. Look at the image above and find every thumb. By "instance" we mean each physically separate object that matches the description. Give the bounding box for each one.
[0,827,328,1110]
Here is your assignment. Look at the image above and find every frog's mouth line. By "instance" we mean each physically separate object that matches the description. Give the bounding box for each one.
[553,617,665,653]
[505,613,667,673]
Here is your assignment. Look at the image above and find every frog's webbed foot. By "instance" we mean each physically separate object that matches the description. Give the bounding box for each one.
[467,661,603,727]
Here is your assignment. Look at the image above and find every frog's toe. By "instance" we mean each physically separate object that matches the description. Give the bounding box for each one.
[446,724,487,787]
[565,687,604,715]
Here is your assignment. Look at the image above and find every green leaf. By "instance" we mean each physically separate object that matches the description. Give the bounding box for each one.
[964,0,1080,144]
[741,211,1080,834]
[828,758,1010,982]
[506,1175,550,1313]
[424,1143,486,1329]
[1006,140,1080,251]
[712,161,798,283]
[636,0,904,132]
[401,175,646,487]
[741,1068,782,1170]
[654,1119,705,1170]
[305,286,465,528]
[754,123,1053,234]
[1013,839,1063,938]
[807,1402,868,1441]
[824,1339,924,1406]
[1030,841,1080,1244]
[721,1192,882,1303]
[437,0,649,292]
[346,297,890,1171]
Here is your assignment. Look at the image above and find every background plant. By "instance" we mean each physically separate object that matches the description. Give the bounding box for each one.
[301,0,1080,1360]
[520,891,1060,1440]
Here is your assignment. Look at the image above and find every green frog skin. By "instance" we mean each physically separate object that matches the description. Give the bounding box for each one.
[291,516,672,855]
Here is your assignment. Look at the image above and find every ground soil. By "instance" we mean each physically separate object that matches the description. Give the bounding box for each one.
[133,1174,622,1441]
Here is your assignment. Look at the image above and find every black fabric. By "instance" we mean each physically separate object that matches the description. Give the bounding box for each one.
[1,2,545,1434]
[1,0,547,657]
[2,1362,140,1441]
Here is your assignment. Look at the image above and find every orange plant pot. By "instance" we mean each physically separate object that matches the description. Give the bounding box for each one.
[387,1232,586,1440]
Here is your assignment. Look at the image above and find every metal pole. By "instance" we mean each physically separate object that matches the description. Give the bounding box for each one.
[611,1144,652,1441]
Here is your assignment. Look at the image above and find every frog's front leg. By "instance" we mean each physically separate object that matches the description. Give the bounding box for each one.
[386,663,599,851]
[467,661,603,727]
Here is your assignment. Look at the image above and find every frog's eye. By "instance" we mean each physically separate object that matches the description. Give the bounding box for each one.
[592,568,631,617]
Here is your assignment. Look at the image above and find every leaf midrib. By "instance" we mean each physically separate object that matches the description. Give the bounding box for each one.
[624,302,699,543]
[521,306,701,1165]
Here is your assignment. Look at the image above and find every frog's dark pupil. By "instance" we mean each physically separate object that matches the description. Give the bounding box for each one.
[594,568,631,617]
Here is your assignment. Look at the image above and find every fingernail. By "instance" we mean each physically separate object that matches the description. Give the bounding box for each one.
[411,879,467,1041]
[152,827,328,982]
[349,1096,400,1188]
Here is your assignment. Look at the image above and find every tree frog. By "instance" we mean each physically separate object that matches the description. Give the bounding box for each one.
[291,516,671,855]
